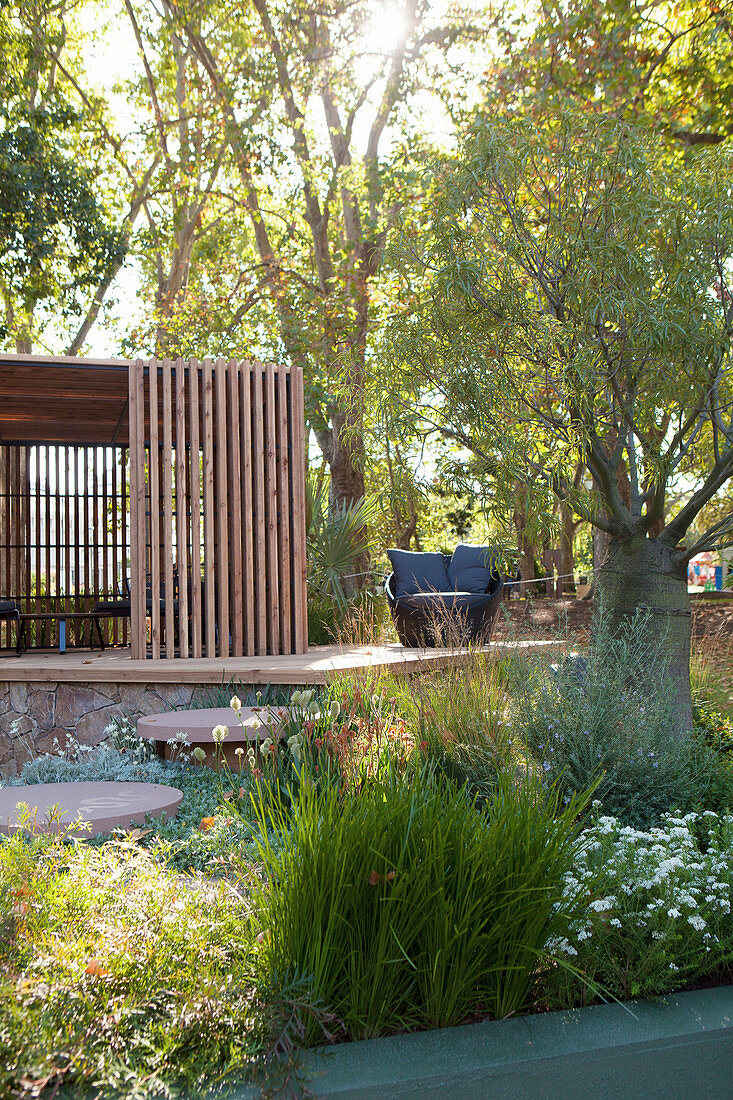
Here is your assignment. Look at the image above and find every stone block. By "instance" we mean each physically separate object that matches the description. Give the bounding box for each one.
[0,711,33,738]
[28,688,55,730]
[119,685,161,717]
[75,704,124,746]
[0,759,18,780]
[56,685,114,728]
[155,685,196,710]
[0,728,13,765]
[9,682,29,713]
[34,728,70,755]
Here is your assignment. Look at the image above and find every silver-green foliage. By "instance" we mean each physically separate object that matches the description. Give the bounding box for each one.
[515,610,714,827]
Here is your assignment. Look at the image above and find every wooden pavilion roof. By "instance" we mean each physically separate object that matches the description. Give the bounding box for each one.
[0,353,134,446]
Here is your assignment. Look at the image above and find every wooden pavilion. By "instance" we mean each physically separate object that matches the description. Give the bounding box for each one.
[0,353,308,661]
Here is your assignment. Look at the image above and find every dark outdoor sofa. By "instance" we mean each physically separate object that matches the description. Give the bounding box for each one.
[385,545,504,647]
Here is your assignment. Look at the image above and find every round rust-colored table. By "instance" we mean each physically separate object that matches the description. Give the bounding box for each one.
[137,705,290,769]
[0,780,183,837]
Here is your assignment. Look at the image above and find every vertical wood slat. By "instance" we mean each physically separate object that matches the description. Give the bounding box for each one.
[227,362,243,656]
[73,448,79,612]
[277,366,292,652]
[264,362,280,654]
[240,363,255,656]
[102,447,108,621]
[111,447,119,644]
[175,359,190,658]
[83,447,90,604]
[148,359,161,659]
[24,447,31,623]
[129,361,146,658]
[0,450,5,645]
[162,358,175,659]
[291,366,308,652]
[189,360,202,658]
[252,363,267,654]
[44,448,51,625]
[121,445,128,646]
[202,358,216,657]
[34,447,41,617]
[64,447,71,617]
[92,445,99,611]
[215,359,230,657]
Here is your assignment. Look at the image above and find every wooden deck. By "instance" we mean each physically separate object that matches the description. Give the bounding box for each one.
[0,641,562,685]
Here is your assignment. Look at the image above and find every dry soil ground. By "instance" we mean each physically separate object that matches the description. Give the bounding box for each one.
[493,593,733,713]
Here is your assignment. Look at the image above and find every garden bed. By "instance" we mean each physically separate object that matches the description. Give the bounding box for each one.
[242,986,733,1099]
[2,615,733,1099]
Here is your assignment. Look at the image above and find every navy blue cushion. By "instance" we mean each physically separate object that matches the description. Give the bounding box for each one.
[397,591,491,611]
[448,544,497,593]
[387,549,451,597]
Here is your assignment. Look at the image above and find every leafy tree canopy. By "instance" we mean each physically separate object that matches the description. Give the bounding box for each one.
[0,2,127,350]
[382,114,733,554]
[379,113,733,726]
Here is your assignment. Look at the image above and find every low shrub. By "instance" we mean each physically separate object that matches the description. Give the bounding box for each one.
[515,609,715,827]
[541,808,733,1007]
[0,827,326,1098]
[252,766,591,1041]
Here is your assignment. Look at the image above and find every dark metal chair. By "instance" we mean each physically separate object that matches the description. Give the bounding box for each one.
[0,600,22,655]
[92,578,131,647]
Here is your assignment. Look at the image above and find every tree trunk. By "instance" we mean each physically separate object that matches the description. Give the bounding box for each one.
[512,484,537,595]
[559,503,577,593]
[596,537,692,733]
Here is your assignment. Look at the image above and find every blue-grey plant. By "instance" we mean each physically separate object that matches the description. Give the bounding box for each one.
[514,608,715,827]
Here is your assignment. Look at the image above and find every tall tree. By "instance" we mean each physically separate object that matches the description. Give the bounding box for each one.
[149,0,485,508]
[381,115,733,731]
[488,0,733,146]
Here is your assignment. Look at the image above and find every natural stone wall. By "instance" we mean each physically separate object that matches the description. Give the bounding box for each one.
[0,681,216,779]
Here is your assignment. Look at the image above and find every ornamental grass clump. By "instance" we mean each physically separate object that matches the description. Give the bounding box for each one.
[514,608,714,828]
[251,766,591,1041]
[384,648,516,805]
[542,808,733,1007]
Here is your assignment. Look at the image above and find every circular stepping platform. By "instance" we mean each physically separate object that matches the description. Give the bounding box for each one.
[0,781,183,837]
[137,705,291,768]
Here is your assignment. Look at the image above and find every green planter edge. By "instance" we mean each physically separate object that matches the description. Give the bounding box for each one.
[229,986,733,1099]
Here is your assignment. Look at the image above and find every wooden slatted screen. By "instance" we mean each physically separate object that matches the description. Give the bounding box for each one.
[0,443,130,649]
[128,358,306,658]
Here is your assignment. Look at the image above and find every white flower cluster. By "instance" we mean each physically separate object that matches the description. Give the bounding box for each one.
[548,811,733,974]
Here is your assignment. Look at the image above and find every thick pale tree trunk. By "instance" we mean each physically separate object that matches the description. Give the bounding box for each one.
[596,537,692,733]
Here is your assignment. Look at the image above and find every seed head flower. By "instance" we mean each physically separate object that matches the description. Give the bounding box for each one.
[192,746,206,762]
[329,699,341,719]
[212,724,229,744]
[235,747,244,757]
[230,695,242,713]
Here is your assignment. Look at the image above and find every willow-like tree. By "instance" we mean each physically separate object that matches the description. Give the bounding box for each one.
[381,115,733,731]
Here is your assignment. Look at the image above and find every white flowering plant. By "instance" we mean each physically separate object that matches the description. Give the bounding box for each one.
[224,684,418,813]
[542,807,733,1007]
